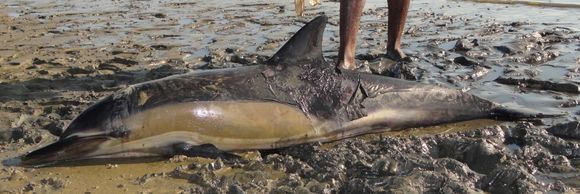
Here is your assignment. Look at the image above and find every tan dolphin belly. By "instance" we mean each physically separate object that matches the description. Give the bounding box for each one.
[121,101,333,151]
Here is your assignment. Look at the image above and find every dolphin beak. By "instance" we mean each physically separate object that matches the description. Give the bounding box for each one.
[20,136,109,167]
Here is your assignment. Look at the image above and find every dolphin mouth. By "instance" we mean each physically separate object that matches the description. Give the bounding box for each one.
[20,136,110,167]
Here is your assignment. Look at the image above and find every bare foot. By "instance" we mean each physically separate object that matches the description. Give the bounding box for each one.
[386,48,407,61]
[336,60,357,70]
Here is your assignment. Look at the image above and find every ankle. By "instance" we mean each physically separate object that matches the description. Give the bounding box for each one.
[337,61,356,70]
[386,48,406,60]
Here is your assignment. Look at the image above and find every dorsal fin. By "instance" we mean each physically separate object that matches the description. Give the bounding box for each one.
[267,15,327,65]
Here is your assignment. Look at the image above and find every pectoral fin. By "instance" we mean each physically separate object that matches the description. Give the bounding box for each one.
[173,143,240,160]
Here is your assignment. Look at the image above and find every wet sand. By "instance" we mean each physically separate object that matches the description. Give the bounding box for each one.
[1,0,579,193]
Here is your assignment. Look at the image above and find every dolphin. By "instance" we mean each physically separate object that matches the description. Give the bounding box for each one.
[19,16,543,167]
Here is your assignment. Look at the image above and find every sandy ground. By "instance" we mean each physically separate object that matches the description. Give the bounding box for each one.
[0,0,579,193]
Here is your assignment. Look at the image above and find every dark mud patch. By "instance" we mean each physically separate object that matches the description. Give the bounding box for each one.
[495,76,580,94]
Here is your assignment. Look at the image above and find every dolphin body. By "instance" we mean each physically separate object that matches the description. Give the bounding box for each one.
[20,16,536,166]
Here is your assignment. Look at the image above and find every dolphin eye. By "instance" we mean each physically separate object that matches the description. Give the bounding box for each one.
[110,130,129,138]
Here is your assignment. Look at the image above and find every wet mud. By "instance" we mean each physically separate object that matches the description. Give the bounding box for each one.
[1,0,579,193]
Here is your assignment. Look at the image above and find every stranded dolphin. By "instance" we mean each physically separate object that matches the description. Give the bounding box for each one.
[19,16,543,167]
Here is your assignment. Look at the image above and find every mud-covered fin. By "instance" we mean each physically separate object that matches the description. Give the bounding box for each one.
[491,106,564,120]
[173,143,240,160]
[267,15,327,66]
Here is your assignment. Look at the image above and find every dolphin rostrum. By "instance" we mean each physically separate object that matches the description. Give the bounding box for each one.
[19,16,544,167]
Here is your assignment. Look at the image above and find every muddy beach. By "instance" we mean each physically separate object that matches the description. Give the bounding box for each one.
[1,0,579,193]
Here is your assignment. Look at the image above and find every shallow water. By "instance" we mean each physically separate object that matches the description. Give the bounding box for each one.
[460,0,580,7]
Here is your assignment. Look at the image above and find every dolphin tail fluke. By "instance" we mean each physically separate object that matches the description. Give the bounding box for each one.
[267,15,327,65]
[490,106,564,121]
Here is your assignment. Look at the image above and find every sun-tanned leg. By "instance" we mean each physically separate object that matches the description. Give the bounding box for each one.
[338,0,410,70]
[386,0,410,60]
[337,0,366,70]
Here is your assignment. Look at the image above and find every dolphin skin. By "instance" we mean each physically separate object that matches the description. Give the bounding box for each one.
[20,16,539,167]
